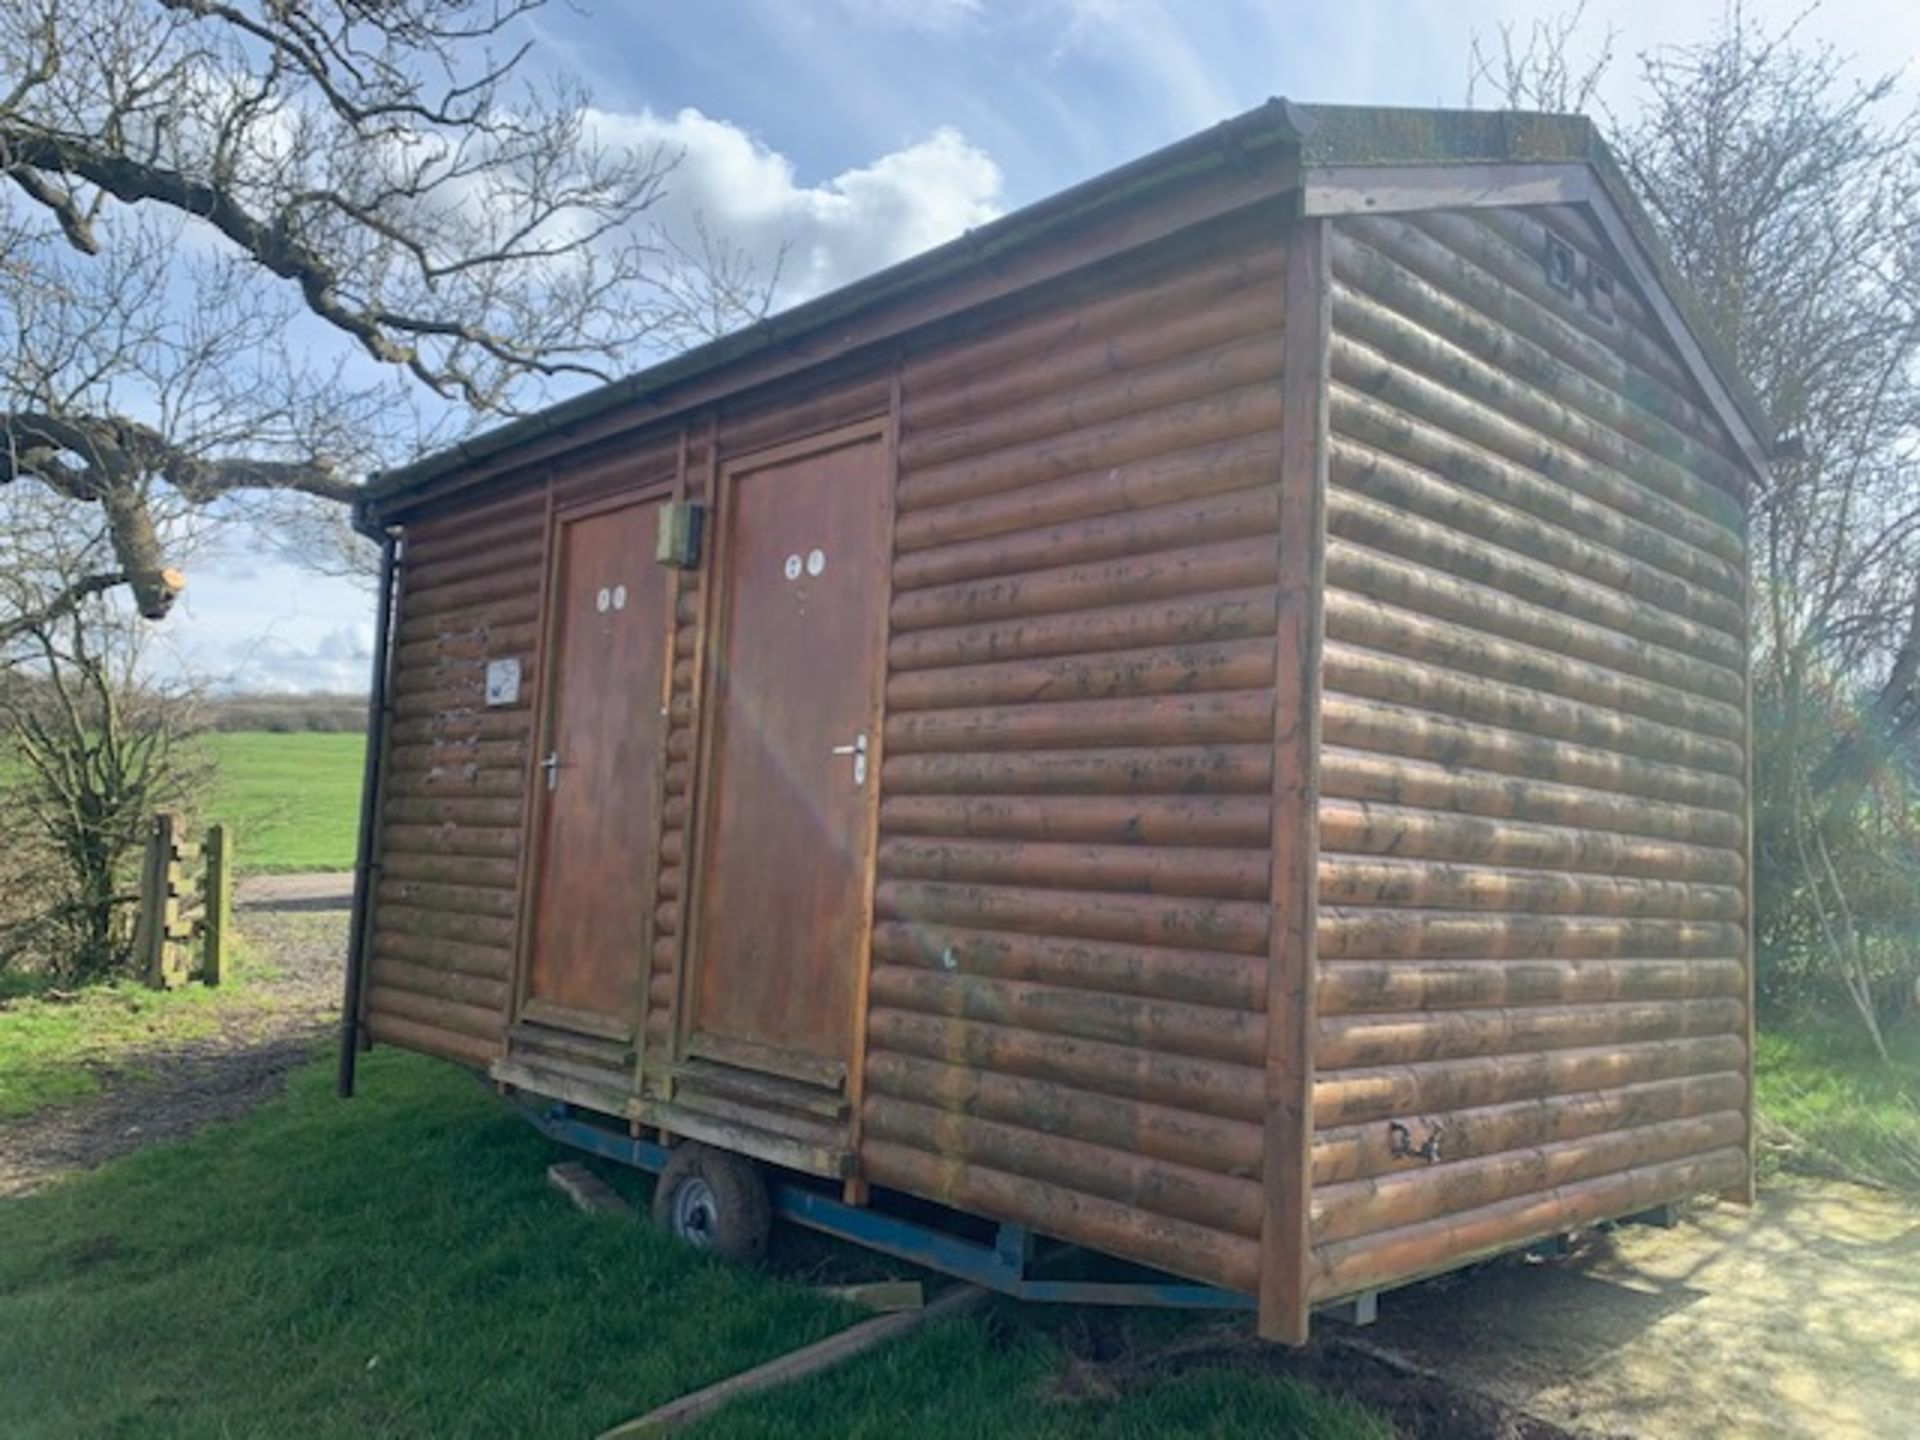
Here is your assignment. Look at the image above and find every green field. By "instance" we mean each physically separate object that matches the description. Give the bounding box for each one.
[203,731,365,873]
[0,1050,1383,1440]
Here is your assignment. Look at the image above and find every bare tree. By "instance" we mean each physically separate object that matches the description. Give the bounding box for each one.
[647,211,791,360]
[1623,20,1920,1055]
[0,0,780,628]
[1467,0,1617,114]
[0,600,205,981]
[0,3,790,983]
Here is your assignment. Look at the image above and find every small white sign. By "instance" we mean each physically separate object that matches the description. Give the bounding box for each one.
[807,548,826,577]
[484,658,521,707]
[612,583,628,610]
[595,587,611,613]
[784,554,802,580]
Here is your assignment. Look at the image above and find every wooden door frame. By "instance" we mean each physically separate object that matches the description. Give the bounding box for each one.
[676,414,895,1093]
[509,478,679,1044]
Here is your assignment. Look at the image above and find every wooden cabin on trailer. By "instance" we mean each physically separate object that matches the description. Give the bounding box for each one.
[338,101,1771,1343]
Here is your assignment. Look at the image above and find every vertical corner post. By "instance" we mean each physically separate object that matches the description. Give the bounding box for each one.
[1258,214,1332,1344]
[1727,486,1759,1206]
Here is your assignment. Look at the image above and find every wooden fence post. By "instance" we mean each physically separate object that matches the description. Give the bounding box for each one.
[202,823,231,986]
[135,816,163,986]
[143,812,191,989]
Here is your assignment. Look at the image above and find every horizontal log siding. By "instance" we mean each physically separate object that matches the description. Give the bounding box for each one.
[1309,209,1751,1301]
[365,483,547,1062]
[858,228,1287,1295]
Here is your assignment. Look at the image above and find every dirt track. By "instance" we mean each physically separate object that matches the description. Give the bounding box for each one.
[0,873,350,1197]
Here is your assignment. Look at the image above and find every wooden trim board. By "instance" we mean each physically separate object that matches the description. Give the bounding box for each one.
[1258,213,1331,1345]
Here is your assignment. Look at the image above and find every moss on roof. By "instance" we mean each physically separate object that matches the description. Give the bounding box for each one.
[1294,103,1600,168]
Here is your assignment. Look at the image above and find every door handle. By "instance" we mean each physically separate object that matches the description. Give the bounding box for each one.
[829,733,868,786]
[541,751,562,792]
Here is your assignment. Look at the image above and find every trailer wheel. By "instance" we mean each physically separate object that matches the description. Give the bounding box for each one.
[652,1144,771,1262]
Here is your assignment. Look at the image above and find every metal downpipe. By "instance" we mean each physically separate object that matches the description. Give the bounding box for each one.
[338,530,400,1098]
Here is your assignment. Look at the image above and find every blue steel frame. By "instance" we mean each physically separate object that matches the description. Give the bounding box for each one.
[518,1098,1255,1312]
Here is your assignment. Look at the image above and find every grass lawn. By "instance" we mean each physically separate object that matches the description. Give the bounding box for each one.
[0,1050,1383,1440]
[202,731,364,873]
[1756,1016,1920,1191]
[0,968,281,1122]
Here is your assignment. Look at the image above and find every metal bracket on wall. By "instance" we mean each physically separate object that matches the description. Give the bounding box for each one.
[655,500,705,569]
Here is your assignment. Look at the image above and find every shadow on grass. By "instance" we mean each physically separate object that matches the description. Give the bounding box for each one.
[0,1050,1383,1440]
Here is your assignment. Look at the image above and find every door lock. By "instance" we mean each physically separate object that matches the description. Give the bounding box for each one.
[540,751,562,792]
[830,732,869,786]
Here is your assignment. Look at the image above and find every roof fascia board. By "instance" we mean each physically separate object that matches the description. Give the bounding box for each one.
[1299,161,1588,217]
[1574,173,1773,484]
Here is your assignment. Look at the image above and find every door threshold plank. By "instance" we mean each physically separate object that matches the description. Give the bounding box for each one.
[519,999,635,1044]
[687,1031,847,1091]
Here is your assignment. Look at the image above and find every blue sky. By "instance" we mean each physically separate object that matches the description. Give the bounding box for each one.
[171,0,1920,692]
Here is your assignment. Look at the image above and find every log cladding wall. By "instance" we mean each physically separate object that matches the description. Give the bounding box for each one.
[368,481,548,1064]
[644,429,707,1086]
[857,222,1290,1295]
[1309,206,1752,1302]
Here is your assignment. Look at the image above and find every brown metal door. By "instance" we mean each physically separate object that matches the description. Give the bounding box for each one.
[523,494,668,1037]
[690,427,890,1087]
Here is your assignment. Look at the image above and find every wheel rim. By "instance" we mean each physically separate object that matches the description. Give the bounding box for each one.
[670,1175,719,1249]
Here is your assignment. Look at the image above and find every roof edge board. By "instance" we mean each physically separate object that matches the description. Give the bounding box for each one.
[1299,161,1589,218]
[1571,171,1773,485]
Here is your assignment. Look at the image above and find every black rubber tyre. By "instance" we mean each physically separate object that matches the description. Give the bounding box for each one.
[651,1143,772,1262]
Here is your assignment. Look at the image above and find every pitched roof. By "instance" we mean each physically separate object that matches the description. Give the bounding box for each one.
[362,99,1770,524]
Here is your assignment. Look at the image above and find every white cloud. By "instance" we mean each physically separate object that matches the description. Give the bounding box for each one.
[586,107,1005,309]
[203,626,373,694]
[147,532,376,695]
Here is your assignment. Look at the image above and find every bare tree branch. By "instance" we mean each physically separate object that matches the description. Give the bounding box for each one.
[0,569,126,647]
[0,1,786,622]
